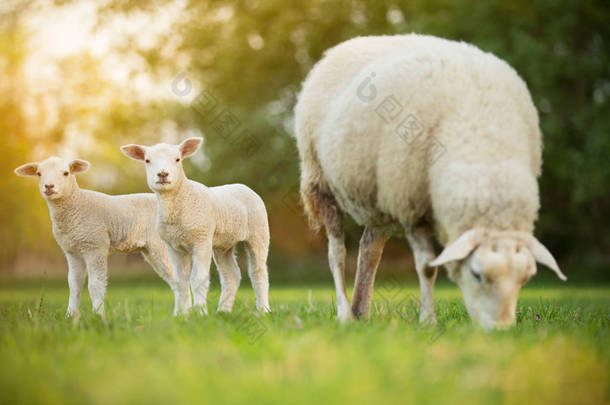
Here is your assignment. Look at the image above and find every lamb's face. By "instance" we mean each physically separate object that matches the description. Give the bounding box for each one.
[430,229,566,330]
[120,137,203,193]
[143,143,184,192]
[14,157,89,201]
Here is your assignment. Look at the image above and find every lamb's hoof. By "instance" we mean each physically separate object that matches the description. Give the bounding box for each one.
[257,305,271,314]
[419,313,438,326]
[65,309,80,323]
[191,305,208,316]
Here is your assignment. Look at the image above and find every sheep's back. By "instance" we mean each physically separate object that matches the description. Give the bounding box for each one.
[296,34,542,231]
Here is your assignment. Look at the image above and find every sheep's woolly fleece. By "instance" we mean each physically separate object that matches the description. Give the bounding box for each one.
[121,139,270,314]
[295,34,542,244]
[14,156,174,317]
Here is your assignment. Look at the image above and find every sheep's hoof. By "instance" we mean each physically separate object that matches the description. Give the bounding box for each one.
[257,305,271,314]
[419,313,438,326]
[65,309,80,323]
[336,306,354,323]
[191,305,208,316]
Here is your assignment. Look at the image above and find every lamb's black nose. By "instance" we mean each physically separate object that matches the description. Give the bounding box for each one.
[157,171,168,179]
[44,184,54,189]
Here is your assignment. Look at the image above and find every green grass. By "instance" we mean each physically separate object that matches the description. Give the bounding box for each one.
[0,278,608,405]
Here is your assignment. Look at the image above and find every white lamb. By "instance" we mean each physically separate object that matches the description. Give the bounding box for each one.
[14,157,176,319]
[120,137,270,314]
[294,34,566,329]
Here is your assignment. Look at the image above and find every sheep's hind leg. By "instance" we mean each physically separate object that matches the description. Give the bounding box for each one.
[351,227,389,319]
[142,242,173,286]
[244,241,270,312]
[191,241,213,315]
[317,194,352,322]
[66,253,86,320]
[213,247,241,312]
[83,250,109,317]
[405,227,438,325]
[142,246,178,315]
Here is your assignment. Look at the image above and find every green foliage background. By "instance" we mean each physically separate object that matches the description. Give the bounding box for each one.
[1,0,609,276]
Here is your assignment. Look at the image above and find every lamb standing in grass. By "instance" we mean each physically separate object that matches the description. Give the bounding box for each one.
[15,157,176,319]
[120,138,270,314]
[294,34,566,329]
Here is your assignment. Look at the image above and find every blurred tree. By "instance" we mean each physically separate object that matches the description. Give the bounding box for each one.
[0,2,55,269]
[3,0,609,276]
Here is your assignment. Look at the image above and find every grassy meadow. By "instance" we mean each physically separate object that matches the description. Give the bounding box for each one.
[0,277,608,405]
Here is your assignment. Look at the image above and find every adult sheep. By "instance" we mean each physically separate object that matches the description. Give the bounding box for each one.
[294,34,566,330]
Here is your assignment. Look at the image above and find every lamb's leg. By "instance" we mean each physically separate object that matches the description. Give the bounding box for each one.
[244,241,270,312]
[141,241,173,285]
[168,247,192,315]
[191,241,213,315]
[351,227,389,319]
[83,251,108,317]
[213,247,241,312]
[141,246,178,314]
[66,253,86,320]
[405,227,438,325]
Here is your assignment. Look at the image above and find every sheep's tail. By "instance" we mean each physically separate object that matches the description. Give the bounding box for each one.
[298,142,339,232]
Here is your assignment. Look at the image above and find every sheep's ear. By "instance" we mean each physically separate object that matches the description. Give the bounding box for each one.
[528,236,567,281]
[14,162,39,177]
[120,144,147,161]
[70,159,90,174]
[179,137,203,158]
[429,229,483,267]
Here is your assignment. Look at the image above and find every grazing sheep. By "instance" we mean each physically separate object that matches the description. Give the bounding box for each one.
[294,34,566,329]
[14,157,177,319]
[120,138,270,314]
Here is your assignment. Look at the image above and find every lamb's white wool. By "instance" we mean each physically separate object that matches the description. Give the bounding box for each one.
[294,34,566,329]
[121,137,270,314]
[14,157,176,319]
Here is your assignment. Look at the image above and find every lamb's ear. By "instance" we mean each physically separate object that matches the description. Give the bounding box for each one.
[429,229,483,267]
[528,236,567,281]
[120,144,147,161]
[69,159,90,174]
[179,137,203,158]
[14,162,39,177]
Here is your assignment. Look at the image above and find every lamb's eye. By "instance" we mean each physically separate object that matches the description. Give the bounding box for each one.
[471,269,482,282]
[175,158,180,162]
[36,172,41,177]
[145,159,150,164]
[63,171,69,176]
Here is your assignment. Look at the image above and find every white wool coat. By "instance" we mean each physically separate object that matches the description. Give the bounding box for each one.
[49,189,169,258]
[295,34,542,245]
[156,181,269,254]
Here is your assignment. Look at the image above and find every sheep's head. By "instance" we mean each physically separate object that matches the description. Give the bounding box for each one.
[120,137,203,193]
[430,229,566,330]
[14,157,89,201]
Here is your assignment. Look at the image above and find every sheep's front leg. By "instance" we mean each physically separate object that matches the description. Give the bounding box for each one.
[66,253,86,320]
[351,227,389,319]
[83,251,108,317]
[168,247,192,315]
[406,227,438,325]
[191,241,213,315]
